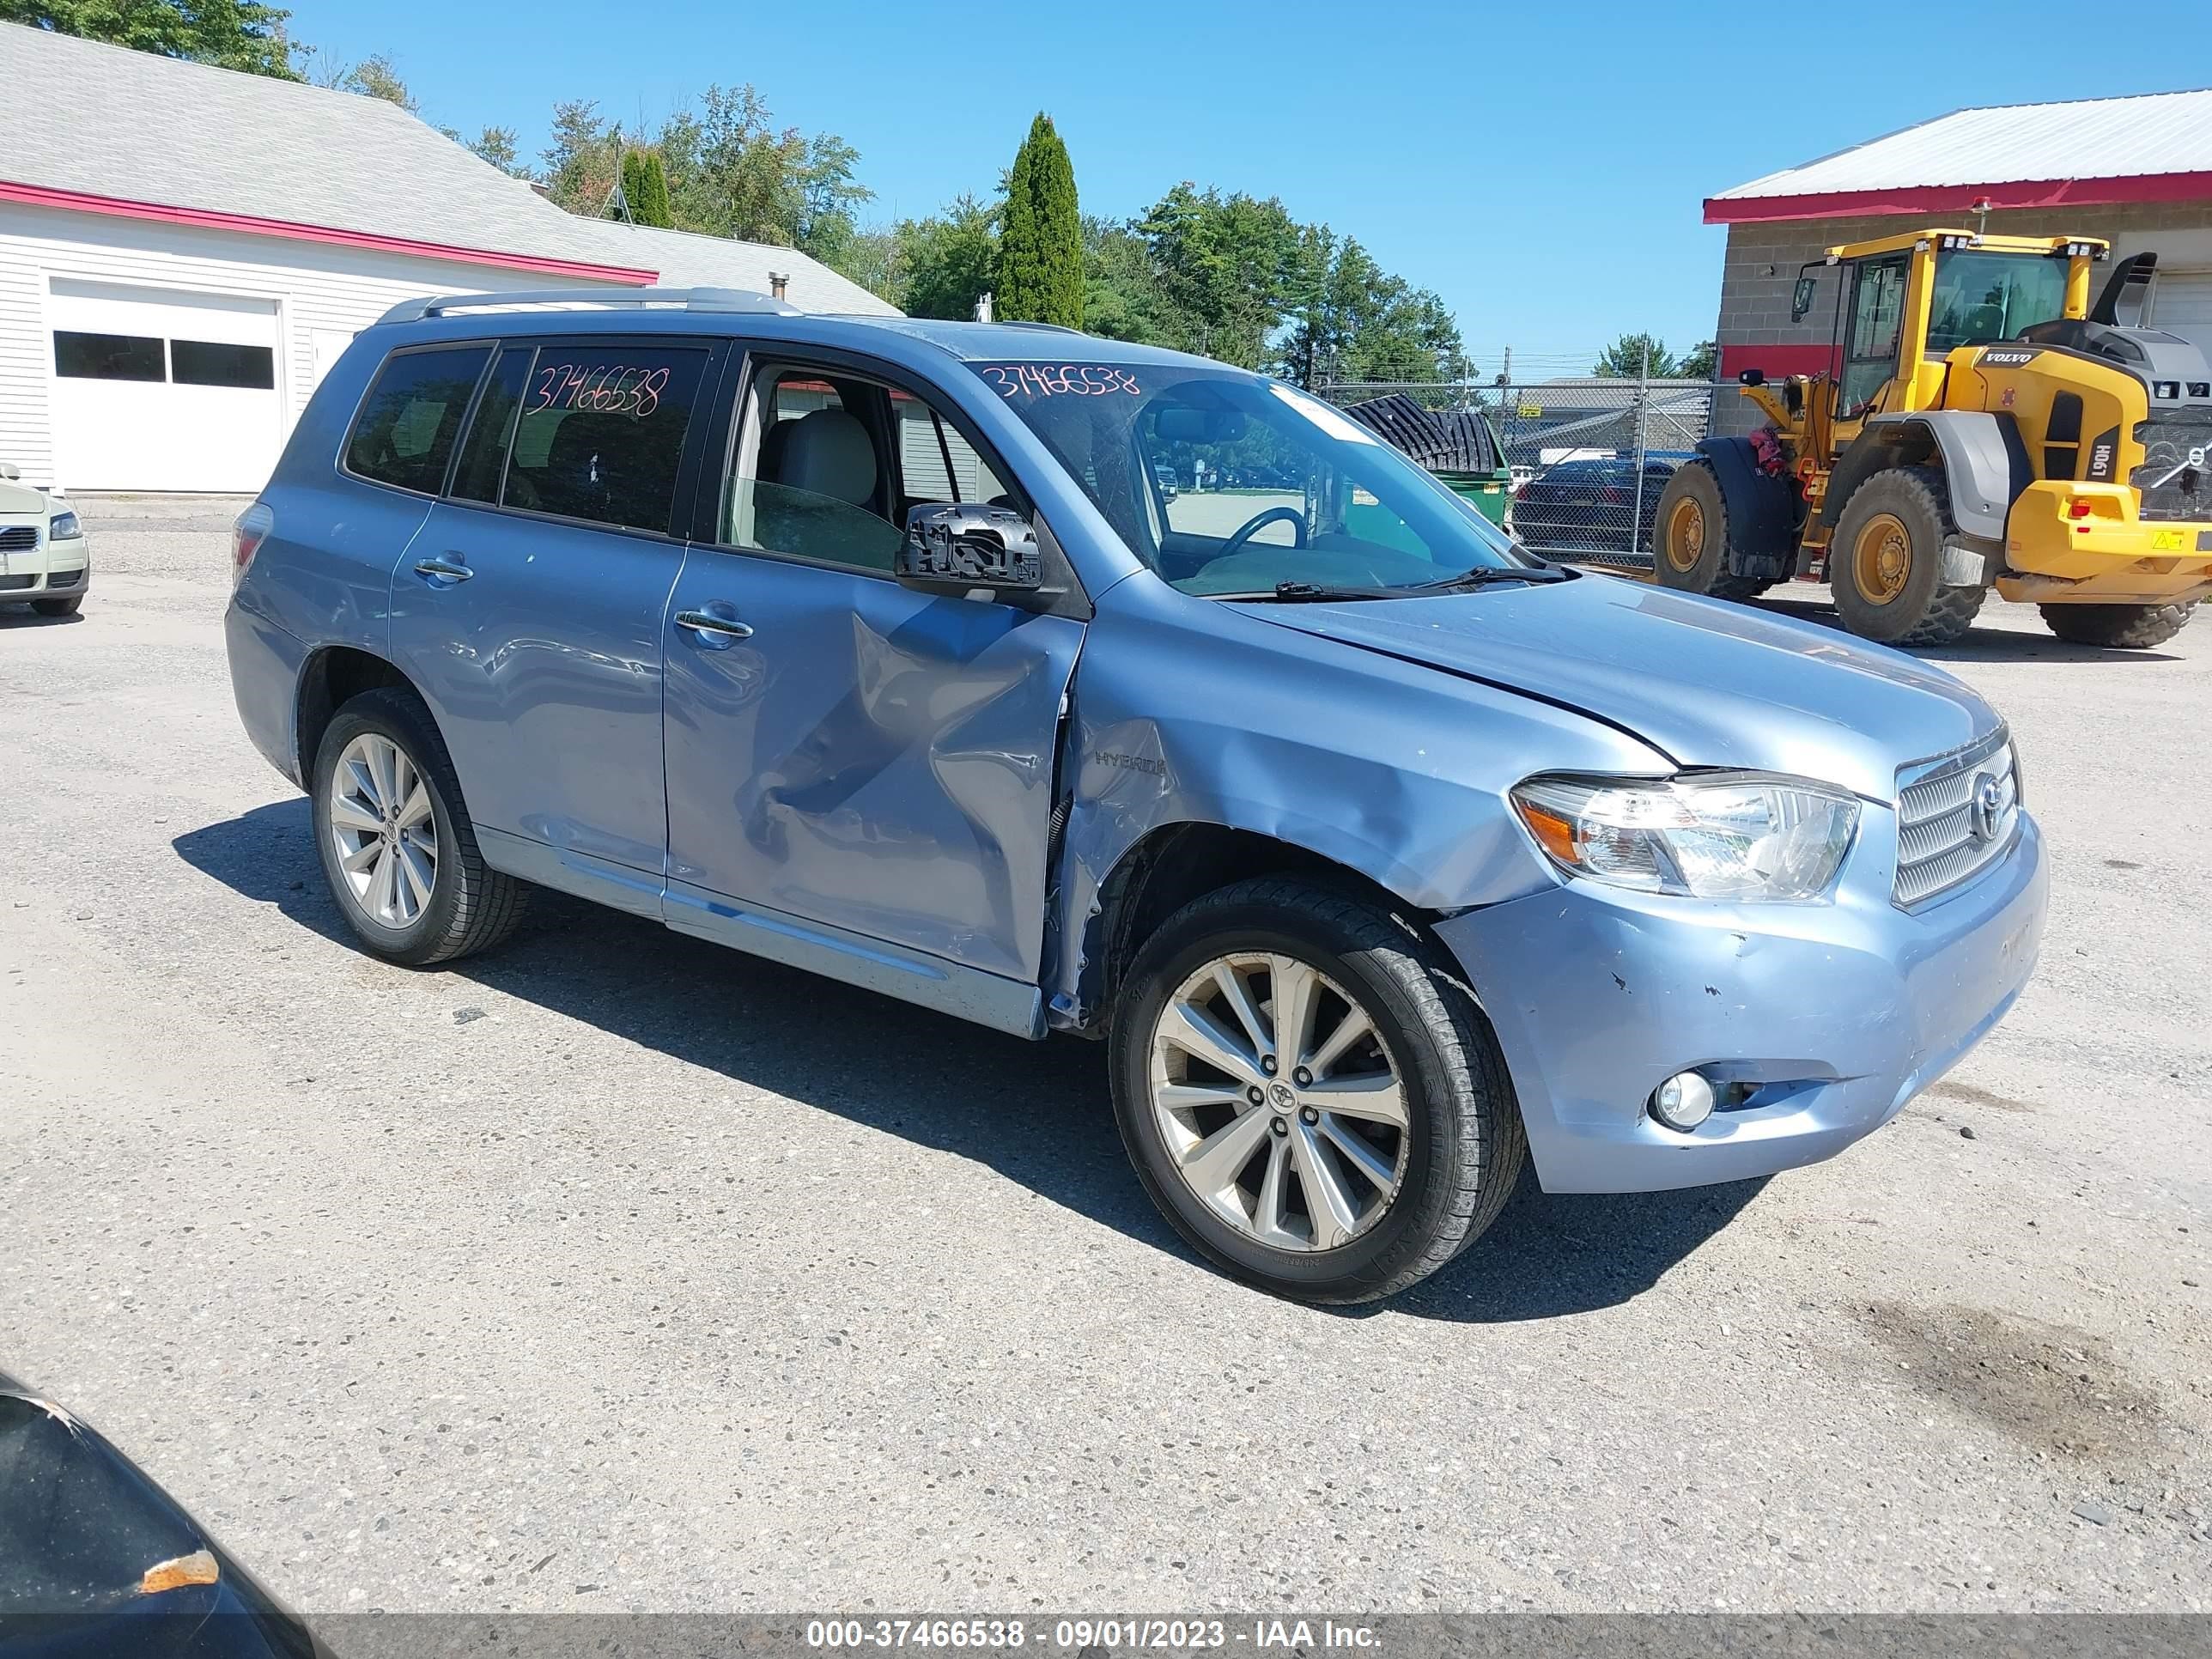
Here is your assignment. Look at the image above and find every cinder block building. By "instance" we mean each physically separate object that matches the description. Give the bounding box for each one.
[1705,89,2212,435]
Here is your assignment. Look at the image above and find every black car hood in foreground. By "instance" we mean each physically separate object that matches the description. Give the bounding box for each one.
[1238,573,1996,800]
[0,1372,324,1657]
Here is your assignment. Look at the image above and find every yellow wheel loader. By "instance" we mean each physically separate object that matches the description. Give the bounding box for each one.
[1654,229,2212,647]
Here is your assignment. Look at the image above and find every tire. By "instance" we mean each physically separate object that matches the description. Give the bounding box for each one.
[1650,459,1773,602]
[1108,876,1526,1304]
[2037,600,2197,649]
[310,687,528,966]
[31,595,82,617]
[1830,465,1985,646]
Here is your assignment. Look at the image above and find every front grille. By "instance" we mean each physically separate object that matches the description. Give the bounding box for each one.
[1894,727,2020,910]
[0,526,35,553]
[2132,409,2212,522]
[0,573,35,591]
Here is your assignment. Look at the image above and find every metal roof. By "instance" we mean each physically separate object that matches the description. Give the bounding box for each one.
[1708,88,2212,223]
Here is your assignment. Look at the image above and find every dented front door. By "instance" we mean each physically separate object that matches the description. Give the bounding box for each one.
[659,546,1082,985]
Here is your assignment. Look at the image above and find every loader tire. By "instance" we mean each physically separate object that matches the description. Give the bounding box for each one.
[2037,601,2197,649]
[1652,460,1773,603]
[1831,465,1985,647]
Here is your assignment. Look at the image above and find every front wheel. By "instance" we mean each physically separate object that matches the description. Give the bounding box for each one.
[1109,877,1525,1304]
[1830,465,1984,646]
[1650,460,1772,602]
[311,688,528,966]
[2038,601,2197,649]
[31,595,82,617]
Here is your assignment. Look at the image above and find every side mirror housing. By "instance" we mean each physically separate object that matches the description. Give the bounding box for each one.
[896,502,1042,598]
[1790,276,1819,322]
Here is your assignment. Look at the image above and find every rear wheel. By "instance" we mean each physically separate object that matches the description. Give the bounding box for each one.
[2037,601,2197,649]
[1651,459,1772,601]
[1109,876,1525,1304]
[1830,465,1985,646]
[312,688,528,966]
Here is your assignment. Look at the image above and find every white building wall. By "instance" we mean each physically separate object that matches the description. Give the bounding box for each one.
[0,202,632,489]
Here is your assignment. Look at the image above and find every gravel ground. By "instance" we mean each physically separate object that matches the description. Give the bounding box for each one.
[3,498,2208,1615]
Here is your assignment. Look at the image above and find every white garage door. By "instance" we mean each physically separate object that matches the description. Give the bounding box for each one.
[2147,269,2212,362]
[47,278,283,493]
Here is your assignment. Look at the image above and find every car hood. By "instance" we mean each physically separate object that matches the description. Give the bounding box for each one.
[0,477,46,516]
[1233,574,1998,801]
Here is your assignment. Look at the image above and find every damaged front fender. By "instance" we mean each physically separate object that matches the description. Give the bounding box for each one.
[1044,577,1672,1026]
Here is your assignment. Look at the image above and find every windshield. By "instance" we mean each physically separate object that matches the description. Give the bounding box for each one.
[1927,251,2069,352]
[969,362,1526,596]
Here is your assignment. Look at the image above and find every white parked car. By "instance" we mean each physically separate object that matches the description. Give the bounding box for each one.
[0,463,89,616]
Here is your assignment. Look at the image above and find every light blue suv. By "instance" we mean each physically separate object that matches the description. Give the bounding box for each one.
[224,289,2046,1303]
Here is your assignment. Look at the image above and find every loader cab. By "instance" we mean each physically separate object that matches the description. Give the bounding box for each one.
[1794,231,2105,423]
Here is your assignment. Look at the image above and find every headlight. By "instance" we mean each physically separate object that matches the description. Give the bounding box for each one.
[1511,772,1861,901]
[49,510,82,540]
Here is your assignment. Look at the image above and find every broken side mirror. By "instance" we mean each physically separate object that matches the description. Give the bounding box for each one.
[896,502,1042,598]
[1791,276,1818,322]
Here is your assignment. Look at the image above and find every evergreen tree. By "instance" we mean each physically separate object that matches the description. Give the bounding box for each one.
[621,149,672,228]
[996,112,1082,328]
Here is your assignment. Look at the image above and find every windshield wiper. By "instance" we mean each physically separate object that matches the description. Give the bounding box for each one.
[1224,581,1402,604]
[1401,563,1571,594]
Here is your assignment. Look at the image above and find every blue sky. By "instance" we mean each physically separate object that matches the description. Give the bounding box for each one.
[298,0,2212,374]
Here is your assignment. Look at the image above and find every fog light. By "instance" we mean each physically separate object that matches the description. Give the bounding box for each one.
[1650,1070,1716,1133]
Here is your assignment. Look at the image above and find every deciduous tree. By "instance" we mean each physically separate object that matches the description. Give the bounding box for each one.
[1593,332,1681,379]
[2,0,300,77]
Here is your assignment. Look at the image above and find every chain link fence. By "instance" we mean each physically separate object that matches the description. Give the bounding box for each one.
[1318,375,1717,564]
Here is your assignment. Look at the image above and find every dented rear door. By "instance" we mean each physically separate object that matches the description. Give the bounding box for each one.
[659,545,1082,985]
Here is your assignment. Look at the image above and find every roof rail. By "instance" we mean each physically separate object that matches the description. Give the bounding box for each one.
[375,286,801,326]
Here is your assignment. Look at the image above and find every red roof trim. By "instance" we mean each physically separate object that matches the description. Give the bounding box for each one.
[0,179,659,283]
[1704,171,2212,224]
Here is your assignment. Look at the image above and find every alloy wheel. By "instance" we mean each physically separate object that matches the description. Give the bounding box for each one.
[1146,951,1410,1252]
[327,732,438,928]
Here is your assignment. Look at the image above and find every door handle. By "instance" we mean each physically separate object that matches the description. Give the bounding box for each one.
[414,556,472,582]
[675,609,755,641]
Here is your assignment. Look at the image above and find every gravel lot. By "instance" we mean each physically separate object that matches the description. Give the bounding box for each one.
[3,498,2208,1615]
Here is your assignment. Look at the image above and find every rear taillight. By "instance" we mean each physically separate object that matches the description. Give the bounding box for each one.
[232,501,272,589]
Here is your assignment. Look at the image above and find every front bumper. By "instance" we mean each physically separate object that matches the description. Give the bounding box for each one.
[1436,812,2046,1193]
[0,532,89,599]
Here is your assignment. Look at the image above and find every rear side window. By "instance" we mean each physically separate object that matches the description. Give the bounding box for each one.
[501,344,710,534]
[450,346,532,505]
[345,346,491,494]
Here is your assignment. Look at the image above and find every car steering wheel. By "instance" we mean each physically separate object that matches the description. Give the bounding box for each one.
[1219,506,1309,559]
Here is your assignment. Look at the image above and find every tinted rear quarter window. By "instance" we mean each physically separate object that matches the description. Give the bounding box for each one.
[501,344,709,534]
[345,345,492,494]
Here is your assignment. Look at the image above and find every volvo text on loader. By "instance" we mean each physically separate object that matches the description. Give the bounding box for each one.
[1653,230,2212,647]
